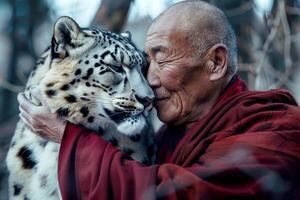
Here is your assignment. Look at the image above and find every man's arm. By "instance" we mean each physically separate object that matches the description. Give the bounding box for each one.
[59,123,158,199]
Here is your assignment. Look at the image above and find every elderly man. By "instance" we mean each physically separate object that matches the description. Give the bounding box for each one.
[18,1,300,199]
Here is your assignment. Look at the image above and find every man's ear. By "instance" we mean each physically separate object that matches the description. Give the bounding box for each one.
[51,16,81,59]
[205,44,229,81]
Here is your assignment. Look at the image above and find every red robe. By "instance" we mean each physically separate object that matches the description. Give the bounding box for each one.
[58,76,300,200]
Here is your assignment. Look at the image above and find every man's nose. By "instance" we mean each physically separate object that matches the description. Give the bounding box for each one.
[147,62,161,87]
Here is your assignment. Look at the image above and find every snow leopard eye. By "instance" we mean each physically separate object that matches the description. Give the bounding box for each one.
[108,64,124,74]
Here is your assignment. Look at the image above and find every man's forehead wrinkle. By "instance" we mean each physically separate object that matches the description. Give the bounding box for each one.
[145,32,169,50]
[146,21,189,44]
[151,24,195,48]
[146,31,168,39]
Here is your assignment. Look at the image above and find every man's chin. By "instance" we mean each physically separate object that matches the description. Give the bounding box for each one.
[156,104,179,124]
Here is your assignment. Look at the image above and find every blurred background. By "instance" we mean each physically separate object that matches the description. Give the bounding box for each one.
[0,0,300,198]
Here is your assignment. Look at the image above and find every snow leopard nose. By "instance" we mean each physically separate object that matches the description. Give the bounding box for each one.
[135,95,153,108]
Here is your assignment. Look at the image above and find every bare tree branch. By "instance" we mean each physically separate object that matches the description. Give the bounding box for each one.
[255,8,281,76]
[0,73,24,93]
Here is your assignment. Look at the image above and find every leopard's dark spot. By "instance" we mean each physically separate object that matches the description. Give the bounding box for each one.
[70,79,76,85]
[56,107,69,118]
[99,70,110,75]
[87,68,94,76]
[86,82,91,87]
[13,183,23,196]
[46,83,54,87]
[65,95,77,103]
[100,50,110,59]
[60,84,69,91]
[87,116,94,123]
[94,63,100,67]
[45,90,56,97]
[110,52,117,61]
[120,51,124,62]
[93,54,98,59]
[82,68,94,79]
[80,106,89,117]
[101,84,109,88]
[85,60,89,65]
[75,69,81,75]
[129,134,141,142]
[81,97,90,101]
[17,146,36,169]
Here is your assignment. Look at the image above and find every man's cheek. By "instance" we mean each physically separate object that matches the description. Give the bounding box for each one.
[160,70,182,90]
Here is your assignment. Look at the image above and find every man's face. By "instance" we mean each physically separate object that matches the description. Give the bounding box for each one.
[145,25,213,125]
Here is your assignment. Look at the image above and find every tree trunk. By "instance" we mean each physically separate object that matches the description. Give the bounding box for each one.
[92,0,133,33]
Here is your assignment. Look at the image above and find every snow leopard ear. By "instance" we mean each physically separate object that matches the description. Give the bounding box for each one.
[51,16,81,59]
[121,31,132,41]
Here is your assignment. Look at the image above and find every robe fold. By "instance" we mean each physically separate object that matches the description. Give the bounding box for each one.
[58,76,300,200]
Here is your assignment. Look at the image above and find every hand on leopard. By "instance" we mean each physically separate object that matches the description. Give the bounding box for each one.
[17,89,66,143]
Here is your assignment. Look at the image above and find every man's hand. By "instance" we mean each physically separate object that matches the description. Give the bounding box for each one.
[17,90,66,143]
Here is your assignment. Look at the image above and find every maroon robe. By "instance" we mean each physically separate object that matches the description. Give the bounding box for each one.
[58,76,300,200]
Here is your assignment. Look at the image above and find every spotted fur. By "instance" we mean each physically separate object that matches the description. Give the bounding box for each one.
[6,16,155,200]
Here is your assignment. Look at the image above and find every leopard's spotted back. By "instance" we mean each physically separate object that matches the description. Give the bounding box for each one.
[6,16,155,200]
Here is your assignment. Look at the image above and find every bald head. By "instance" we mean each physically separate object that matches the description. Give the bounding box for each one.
[150,0,237,76]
